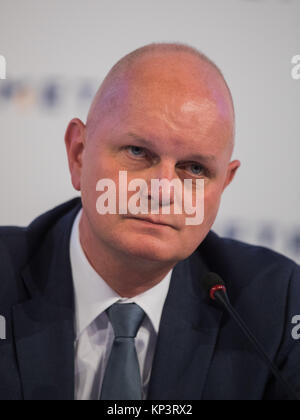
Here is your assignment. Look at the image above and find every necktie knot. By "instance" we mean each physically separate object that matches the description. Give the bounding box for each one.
[106,302,145,339]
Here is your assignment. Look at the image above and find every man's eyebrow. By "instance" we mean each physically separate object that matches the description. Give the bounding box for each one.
[126,132,216,164]
[126,133,156,148]
[184,153,216,164]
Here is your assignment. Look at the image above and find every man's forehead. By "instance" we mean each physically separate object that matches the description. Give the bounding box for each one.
[89,85,234,154]
[101,75,232,128]
[124,55,225,98]
[87,49,235,145]
[123,60,230,119]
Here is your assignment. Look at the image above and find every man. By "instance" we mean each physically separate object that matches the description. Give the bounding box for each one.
[0,43,299,400]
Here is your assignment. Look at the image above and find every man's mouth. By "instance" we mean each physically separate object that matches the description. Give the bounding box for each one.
[127,215,176,229]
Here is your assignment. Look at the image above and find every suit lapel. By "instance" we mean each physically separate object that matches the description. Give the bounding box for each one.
[147,244,224,400]
[12,203,80,400]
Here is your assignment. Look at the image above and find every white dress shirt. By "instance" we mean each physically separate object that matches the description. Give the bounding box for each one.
[70,210,173,401]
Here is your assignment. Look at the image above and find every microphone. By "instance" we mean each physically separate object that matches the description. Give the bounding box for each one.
[202,272,299,401]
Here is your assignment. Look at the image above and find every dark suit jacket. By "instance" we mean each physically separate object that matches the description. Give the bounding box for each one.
[0,198,299,400]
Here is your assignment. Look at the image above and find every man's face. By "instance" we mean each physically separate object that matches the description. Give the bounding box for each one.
[70,54,240,264]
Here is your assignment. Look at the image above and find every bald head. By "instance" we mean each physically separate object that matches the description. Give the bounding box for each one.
[86,42,235,153]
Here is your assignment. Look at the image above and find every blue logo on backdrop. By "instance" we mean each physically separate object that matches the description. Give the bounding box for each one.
[0,76,98,111]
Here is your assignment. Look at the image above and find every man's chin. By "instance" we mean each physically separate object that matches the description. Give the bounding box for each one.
[116,236,181,263]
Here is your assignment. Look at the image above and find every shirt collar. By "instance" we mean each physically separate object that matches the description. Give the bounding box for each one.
[70,210,172,340]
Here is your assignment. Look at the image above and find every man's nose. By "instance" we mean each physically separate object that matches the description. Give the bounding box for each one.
[144,162,179,206]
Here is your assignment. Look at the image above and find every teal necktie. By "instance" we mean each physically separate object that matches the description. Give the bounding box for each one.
[100,302,146,400]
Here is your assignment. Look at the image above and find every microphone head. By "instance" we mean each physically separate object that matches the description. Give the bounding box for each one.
[202,272,226,301]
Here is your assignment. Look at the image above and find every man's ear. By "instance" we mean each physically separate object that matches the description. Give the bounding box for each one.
[222,159,241,191]
[64,118,86,191]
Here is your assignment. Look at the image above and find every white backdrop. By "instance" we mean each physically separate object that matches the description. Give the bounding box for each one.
[0,0,299,261]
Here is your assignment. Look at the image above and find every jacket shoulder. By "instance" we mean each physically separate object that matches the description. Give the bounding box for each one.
[0,198,81,265]
[207,231,298,271]
[0,198,81,299]
[199,231,300,302]
[0,226,28,273]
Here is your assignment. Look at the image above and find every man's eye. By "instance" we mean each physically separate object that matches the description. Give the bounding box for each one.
[127,146,147,158]
[187,164,204,176]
